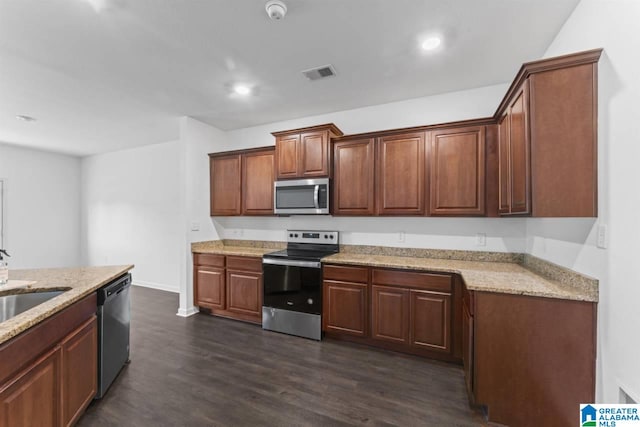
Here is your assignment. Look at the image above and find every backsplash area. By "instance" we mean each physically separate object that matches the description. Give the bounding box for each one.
[212,216,527,253]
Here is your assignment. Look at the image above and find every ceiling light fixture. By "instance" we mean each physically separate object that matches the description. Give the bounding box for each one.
[421,36,442,51]
[15,115,37,122]
[233,84,252,96]
[265,0,287,20]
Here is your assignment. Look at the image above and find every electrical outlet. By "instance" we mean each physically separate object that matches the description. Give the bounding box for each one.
[190,221,200,231]
[398,231,405,243]
[597,224,607,249]
[229,229,243,238]
[476,233,486,247]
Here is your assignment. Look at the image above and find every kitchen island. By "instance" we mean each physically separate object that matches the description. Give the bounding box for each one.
[0,265,133,426]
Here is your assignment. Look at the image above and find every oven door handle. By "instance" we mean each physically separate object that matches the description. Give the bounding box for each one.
[313,185,320,209]
[262,258,321,269]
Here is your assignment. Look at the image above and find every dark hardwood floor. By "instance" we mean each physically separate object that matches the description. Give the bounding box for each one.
[80,286,484,427]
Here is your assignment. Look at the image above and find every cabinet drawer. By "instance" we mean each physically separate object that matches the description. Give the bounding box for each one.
[226,256,262,272]
[372,269,452,292]
[323,264,368,283]
[194,253,225,268]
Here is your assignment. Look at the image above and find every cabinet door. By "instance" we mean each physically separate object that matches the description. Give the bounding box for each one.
[462,303,474,397]
[429,126,486,215]
[242,149,275,215]
[0,347,60,427]
[371,285,409,344]
[508,82,531,215]
[333,138,375,215]
[276,134,301,179]
[497,114,511,214]
[210,154,242,216]
[377,133,425,215]
[61,317,97,427]
[226,270,262,317]
[195,266,225,309]
[300,131,329,177]
[410,290,451,353]
[323,281,368,337]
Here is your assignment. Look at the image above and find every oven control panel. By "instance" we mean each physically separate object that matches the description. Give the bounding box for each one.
[286,230,339,244]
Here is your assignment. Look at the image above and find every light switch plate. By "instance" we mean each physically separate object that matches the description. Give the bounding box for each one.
[190,221,200,231]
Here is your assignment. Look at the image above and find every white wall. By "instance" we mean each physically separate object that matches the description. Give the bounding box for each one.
[527,0,640,403]
[81,140,183,292]
[0,142,80,269]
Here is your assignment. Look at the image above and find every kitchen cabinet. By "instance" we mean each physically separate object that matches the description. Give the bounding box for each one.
[409,289,451,353]
[498,82,531,215]
[272,124,343,180]
[376,132,425,215]
[473,292,596,427]
[332,138,375,215]
[61,317,98,427]
[496,50,600,217]
[322,265,369,337]
[462,284,475,400]
[371,269,453,357]
[242,149,275,215]
[0,293,97,427]
[193,254,225,309]
[193,254,262,324]
[429,126,486,215]
[0,346,60,427]
[210,154,242,216]
[210,148,275,216]
[323,264,458,362]
[371,285,409,344]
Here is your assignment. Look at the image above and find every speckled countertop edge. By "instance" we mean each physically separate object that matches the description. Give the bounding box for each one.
[0,265,134,345]
[191,240,598,303]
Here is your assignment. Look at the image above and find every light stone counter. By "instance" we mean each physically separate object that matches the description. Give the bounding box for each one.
[0,265,134,345]
[191,240,284,257]
[322,253,597,302]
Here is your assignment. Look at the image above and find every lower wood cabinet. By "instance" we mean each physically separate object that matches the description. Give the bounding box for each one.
[409,290,451,353]
[323,264,457,362]
[323,281,368,337]
[0,346,61,427]
[193,253,263,324]
[0,293,98,427]
[60,317,98,427]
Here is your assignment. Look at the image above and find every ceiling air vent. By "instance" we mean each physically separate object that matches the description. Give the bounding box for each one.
[301,65,337,81]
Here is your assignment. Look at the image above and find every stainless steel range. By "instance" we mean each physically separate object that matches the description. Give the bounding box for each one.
[262,230,339,340]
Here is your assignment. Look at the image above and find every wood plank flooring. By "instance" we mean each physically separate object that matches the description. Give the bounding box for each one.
[80,286,485,426]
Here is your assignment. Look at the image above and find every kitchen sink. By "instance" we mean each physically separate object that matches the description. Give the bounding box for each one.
[0,290,66,323]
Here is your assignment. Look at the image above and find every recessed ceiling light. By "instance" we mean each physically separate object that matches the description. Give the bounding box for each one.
[421,36,442,51]
[233,84,252,96]
[16,115,37,122]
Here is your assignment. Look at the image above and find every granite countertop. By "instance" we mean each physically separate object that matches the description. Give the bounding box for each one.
[0,265,134,345]
[323,253,596,302]
[191,240,282,257]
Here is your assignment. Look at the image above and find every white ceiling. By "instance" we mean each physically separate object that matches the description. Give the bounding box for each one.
[0,0,579,156]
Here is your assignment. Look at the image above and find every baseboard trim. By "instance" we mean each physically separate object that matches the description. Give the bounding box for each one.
[177,306,199,317]
[132,280,179,294]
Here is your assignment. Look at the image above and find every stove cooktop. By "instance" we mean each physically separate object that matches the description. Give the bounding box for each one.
[263,248,337,262]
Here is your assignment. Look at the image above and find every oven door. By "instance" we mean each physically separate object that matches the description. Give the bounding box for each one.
[262,258,322,314]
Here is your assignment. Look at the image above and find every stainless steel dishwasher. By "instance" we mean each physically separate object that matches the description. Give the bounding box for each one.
[95,273,131,399]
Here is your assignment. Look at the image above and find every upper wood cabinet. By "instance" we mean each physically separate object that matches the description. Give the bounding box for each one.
[272,124,343,180]
[210,147,275,216]
[376,132,426,215]
[496,49,600,217]
[429,126,486,216]
[210,154,242,216]
[242,149,275,215]
[332,138,375,215]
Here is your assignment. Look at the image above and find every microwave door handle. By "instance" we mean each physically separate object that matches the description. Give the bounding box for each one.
[313,185,320,209]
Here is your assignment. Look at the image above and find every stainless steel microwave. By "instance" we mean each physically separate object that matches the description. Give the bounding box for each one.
[274,178,330,215]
